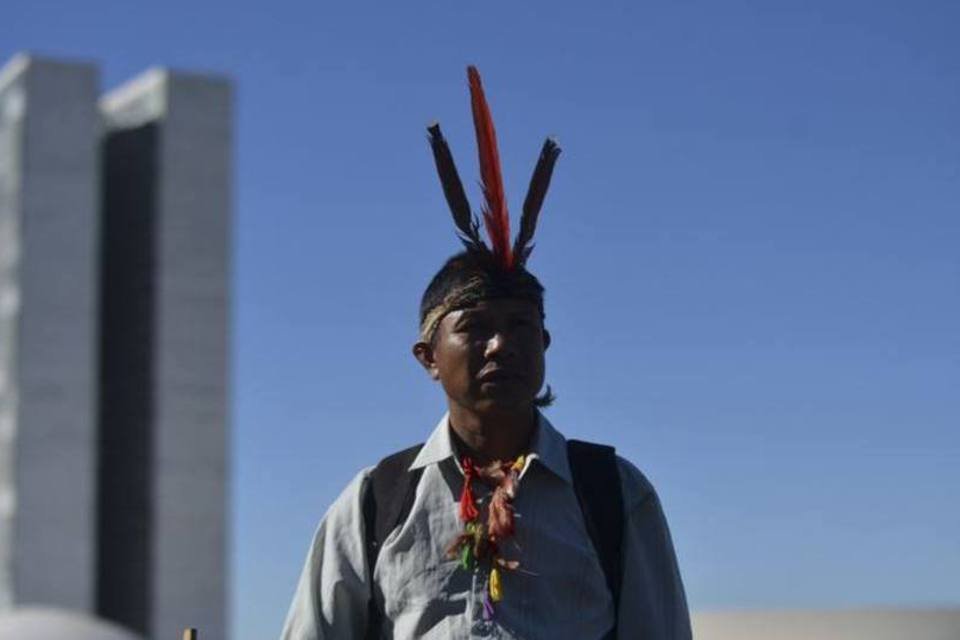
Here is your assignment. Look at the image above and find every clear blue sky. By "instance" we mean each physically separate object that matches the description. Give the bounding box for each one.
[4,1,958,638]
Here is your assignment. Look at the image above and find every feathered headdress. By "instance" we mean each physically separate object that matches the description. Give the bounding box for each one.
[427,66,561,271]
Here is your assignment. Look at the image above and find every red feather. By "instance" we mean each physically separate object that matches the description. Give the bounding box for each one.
[468,66,513,270]
[459,458,479,522]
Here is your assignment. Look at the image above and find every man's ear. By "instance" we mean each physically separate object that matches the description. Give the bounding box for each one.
[543,328,551,351]
[412,341,441,380]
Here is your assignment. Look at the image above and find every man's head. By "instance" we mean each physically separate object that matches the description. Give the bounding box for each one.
[413,251,553,414]
[415,67,561,414]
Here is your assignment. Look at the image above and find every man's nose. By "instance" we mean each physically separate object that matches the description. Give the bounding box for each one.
[484,331,515,359]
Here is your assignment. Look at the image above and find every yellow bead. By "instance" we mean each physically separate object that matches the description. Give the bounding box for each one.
[490,567,503,602]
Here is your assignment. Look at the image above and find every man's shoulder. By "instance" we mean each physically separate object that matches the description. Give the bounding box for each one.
[369,443,424,475]
[321,465,375,525]
[614,454,657,512]
[551,430,657,513]
[343,442,424,494]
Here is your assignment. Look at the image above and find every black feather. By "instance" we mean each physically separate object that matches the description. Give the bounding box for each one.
[513,138,561,265]
[427,122,486,252]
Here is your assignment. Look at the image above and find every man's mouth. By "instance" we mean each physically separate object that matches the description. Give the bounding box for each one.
[478,368,524,383]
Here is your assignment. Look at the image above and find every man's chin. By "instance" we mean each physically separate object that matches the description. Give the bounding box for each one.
[472,390,535,414]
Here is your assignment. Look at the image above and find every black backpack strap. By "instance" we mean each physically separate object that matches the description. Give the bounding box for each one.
[362,444,424,640]
[567,439,624,635]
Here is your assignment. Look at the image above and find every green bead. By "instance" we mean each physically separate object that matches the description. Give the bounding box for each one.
[460,542,474,570]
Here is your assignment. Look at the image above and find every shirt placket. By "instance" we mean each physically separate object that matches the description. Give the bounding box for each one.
[468,477,493,635]
[451,450,539,638]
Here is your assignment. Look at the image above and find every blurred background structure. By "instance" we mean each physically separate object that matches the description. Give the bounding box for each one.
[693,609,960,640]
[0,54,230,640]
[1,2,958,639]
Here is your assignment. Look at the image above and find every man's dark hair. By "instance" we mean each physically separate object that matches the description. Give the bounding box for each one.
[419,250,555,407]
[419,251,545,327]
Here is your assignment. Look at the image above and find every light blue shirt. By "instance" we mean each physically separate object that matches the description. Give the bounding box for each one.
[281,413,692,639]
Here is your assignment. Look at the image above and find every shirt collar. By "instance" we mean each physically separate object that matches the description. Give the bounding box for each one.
[408,410,573,485]
[408,413,456,471]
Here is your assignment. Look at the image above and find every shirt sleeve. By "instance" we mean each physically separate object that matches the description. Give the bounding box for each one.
[616,458,693,640]
[280,467,374,640]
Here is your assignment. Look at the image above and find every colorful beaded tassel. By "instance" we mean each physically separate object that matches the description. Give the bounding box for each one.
[446,454,525,619]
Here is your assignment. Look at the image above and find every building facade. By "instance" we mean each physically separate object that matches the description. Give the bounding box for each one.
[0,54,231,640]
[0,55,102,615]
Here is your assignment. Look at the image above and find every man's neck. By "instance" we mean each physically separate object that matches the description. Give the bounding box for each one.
[447,403,537,464]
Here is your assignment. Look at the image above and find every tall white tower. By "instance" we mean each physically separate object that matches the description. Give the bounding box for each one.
[98,67,231,640]
[0,54,101,614]
[0,54,231,640]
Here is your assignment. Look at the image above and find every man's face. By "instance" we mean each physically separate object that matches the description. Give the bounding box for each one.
[414,298,550,414]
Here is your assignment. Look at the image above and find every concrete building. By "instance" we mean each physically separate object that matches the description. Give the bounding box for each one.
[98,67,231,640]
[693,608,960,640]
[0,54,230,640]
[0,55,102,614]
[0,607,142,640]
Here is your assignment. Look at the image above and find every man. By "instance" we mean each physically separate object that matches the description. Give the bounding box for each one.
[281,67,691,639]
